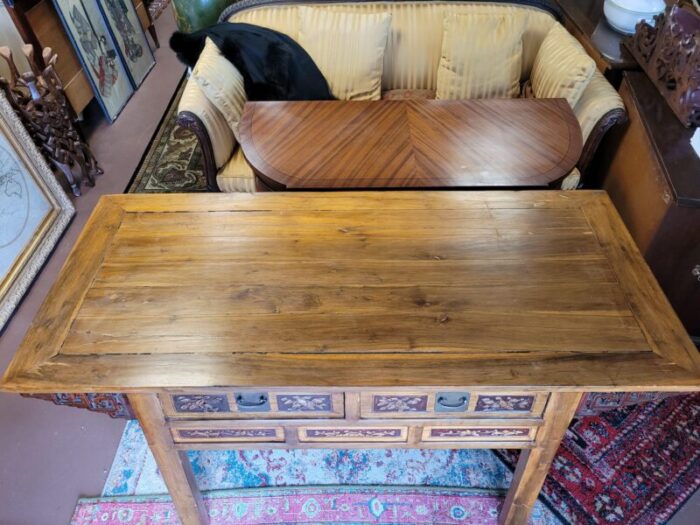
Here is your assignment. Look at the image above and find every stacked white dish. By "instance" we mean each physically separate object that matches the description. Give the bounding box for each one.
[603,0,665,34]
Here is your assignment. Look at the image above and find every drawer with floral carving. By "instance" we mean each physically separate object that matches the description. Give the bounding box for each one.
[161,391,344,419]
[298,426,409,443]
[421,424,537,443]
[170,421,285,443]
[360,392,548,418]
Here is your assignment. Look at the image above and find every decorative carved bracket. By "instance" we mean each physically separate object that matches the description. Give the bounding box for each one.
[625,1,700,127]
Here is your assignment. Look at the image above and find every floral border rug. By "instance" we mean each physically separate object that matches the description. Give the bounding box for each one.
[72,485,560,525]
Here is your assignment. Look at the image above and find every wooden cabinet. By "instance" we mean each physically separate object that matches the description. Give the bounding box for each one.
[133,0,159,48]
[3,0,156,115]
[600,72,700,343]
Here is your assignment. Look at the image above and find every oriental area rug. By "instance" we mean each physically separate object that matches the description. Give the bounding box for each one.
[126,79,208,193]
[148,0,172,21]
[72,394,700,525]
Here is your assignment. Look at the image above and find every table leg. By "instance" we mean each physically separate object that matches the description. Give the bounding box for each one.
[129,394,209,525]
[498,392,582,525]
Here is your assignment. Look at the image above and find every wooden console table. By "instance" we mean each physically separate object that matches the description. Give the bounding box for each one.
[239,99,582,191]
[2,192,699,525]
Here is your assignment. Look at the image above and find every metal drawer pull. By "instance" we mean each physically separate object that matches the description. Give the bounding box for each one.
[236,394,268,407]
[437,396,468,409]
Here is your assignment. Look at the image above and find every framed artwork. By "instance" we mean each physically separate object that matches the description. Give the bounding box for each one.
[53,0,134,122]
[98,0,156,88]
[0,91,74,331]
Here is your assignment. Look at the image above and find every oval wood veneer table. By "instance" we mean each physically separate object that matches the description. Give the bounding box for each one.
[2,192,699,525]
[239,99,583,190]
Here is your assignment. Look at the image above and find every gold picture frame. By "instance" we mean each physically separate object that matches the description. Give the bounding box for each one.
[0,90,74,331]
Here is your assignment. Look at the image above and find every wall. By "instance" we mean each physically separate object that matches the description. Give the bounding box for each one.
[0,5,31,80]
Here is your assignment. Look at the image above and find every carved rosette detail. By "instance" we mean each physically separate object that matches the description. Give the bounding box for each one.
[306,428,402,438]
[172,394,230,413]
[373,395,428,412]
[475,395,535,412]
[430,428,531,438]
[277,395,332,411]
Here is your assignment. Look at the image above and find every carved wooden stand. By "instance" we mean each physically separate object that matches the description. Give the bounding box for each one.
[0,45,102,196]
[625,1,700,127]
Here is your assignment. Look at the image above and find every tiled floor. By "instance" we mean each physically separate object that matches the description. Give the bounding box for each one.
[0,9,184,525]
[0,8,698,524]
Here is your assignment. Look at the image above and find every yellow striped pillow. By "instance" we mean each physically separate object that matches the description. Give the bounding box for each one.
[436,14,525,100]
[191,38,247,141]
[531,23,596,108]
[298,7,391,101]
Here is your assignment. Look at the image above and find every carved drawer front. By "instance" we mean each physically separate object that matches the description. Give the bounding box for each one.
[471,393,547,417]
[361,391,547,418]
[298,426,409,443]
[170,423,285,443]
[161,391,344,419]
[421,424,537,443]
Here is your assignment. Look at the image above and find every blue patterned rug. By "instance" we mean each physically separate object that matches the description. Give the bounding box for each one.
[102,421,559,522]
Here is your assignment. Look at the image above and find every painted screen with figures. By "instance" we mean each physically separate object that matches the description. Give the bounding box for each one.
[53,0,134,122]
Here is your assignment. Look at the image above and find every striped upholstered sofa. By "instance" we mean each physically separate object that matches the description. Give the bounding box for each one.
[175,0,626,192]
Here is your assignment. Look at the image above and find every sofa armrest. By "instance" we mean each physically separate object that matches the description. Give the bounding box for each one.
[176,79,236,192]
[573,70,627,183]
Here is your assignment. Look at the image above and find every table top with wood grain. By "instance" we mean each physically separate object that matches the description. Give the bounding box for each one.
[2,191,699,394]
[239,99,583,190]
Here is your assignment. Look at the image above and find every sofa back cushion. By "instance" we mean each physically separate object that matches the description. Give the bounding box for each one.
[227,2,557,91]
[436,13,525,100]
[531,23,596,108]
[298,7,391,100]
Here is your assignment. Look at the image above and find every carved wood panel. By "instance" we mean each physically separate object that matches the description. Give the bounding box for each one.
[625,1,700,127]
[298,426,409,443]
[160,391,344,419]
[422,425,537,442]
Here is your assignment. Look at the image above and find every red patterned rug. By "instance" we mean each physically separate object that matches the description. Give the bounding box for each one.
[497,393,700,524]
[71,486,559,524]
[147,0,171,21]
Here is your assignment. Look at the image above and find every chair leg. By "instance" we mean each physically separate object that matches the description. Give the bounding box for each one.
[148,24,160,49]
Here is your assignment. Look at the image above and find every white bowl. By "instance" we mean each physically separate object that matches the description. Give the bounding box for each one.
[603,0,664,34]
